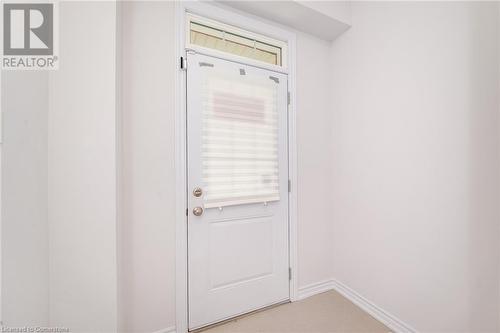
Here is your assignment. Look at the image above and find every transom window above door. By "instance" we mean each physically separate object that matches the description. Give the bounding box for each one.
[187,13,288,68]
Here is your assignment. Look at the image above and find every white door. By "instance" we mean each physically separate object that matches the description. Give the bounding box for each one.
[187,52,289,330]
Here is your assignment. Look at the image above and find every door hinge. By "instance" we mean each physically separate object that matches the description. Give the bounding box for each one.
[287,91,291,106]
[288,179,291,193]
[289,267,292,280]
[186,208,188,217]
[180,56,187,70]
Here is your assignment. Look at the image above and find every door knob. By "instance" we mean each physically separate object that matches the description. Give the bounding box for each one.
[193,187,203,197]
[193,207,203,216]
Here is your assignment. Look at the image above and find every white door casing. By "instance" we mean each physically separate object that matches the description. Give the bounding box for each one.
[187,52,290,330]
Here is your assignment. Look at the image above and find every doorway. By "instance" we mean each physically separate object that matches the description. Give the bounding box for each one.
[175,4,298,332]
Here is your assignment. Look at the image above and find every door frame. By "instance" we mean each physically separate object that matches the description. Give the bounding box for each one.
[174,2,298,332]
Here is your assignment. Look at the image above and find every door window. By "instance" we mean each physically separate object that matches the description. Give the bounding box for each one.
[201,67,280,208]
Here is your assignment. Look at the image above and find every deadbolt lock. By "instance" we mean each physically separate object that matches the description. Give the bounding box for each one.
[193,207,203,216]
[193,187,203,197]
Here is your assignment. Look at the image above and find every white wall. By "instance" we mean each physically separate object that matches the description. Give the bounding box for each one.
[48,2,118,331]
[1,72,49,326]
[296,32,334,288]
[119,2,176,332]
[2,2,120,330]
[329,2,500,331]
[298,1,351,26]
[222,1,350,41]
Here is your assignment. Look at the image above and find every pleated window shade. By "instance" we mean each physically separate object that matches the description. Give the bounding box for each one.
[190,21,282,67]
[202,70,280,208]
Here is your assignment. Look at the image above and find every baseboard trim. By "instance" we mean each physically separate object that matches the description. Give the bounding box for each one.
[297,279,336,300]
[297,279,418,333]
[151,326,176,333]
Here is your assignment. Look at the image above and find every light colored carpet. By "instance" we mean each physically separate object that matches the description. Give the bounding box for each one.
[200,290,391,333]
